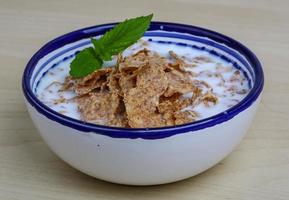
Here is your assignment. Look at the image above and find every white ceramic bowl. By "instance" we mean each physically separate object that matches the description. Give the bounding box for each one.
[22,22,264,185]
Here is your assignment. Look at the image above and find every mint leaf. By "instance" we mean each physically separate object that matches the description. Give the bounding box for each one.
[69,14,153,78]
[69,47,103,78]
[93,14,153,61]
[91,38,112,61]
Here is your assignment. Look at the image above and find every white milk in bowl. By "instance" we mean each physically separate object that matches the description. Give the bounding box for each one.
[35,37,250,127]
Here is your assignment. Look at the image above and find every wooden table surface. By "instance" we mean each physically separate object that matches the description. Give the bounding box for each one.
[1,0,289,199]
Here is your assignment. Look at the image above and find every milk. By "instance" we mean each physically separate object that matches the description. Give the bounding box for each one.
[36,38,250,123]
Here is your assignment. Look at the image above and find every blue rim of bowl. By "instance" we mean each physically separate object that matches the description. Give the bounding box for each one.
[22,21,264,139]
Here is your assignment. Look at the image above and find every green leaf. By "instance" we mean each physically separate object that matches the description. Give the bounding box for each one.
[93,14,153,61]
[91,38,112,61]
[69,47,103,78]
[69,14,153,78]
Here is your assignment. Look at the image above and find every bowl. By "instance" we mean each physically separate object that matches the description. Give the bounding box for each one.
[22,22,264,185]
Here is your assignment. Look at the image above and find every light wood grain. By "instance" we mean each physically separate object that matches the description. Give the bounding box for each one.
[0,0,289,199]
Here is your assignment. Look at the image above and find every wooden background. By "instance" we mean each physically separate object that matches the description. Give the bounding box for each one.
[0,0,288,199]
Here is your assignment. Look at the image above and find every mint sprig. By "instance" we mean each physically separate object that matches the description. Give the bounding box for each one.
[69,14,153,78]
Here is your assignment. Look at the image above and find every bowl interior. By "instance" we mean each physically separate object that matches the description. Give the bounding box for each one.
[22,22,264,139]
